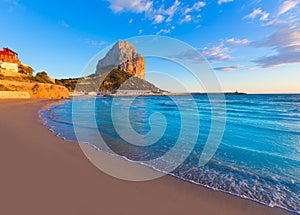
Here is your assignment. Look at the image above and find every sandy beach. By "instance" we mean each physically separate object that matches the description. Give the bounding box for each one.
[0,99,292,215]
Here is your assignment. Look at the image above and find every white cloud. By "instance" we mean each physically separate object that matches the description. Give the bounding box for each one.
[163,0,181,16]
[218,0,234,5]
[253,24,300,67]
[180,15,192,24]
[227,38,250,46]
[247,1,300,68]
[154,14,165,24]
[169,49,206,64]
[184,1,206,14]
[246,9,261,19]
[200,38,249,63]
[201,42,231,61]
[245,8,270,21]
[166,16,172,22]
[260,12,270,20]
[153,0,181,24]
[246,67,258,71]
[129,18,133,24]
[106,0,205,30]
[193,1,206,10]
[156,29,171,35]
[138,29,143,34]
[214,65,241,71]
[278,0,300,15]
[172,39,247,66]
[107,0,153,13]
[184,8,192,14]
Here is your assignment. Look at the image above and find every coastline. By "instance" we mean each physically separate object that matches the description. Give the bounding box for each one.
[0,99,293,215]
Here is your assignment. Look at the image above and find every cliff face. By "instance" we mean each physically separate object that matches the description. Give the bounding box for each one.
[96,41,145,80]
[0,80,69,99]
[0,68,69,99]
[29,83,69,99]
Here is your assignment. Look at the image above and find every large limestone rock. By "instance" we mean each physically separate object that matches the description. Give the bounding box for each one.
[96,41,145,79]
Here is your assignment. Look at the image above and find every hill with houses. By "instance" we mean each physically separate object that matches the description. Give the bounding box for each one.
[0,47,69,99]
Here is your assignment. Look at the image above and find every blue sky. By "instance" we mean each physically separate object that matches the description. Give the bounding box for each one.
[0,0,300,93]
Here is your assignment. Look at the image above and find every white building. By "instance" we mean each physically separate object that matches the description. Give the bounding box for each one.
[113,90,153,95]
[0,62,18,73]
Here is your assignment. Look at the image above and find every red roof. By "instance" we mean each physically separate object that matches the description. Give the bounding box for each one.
[0,47,18,56]
[0,51,13,57]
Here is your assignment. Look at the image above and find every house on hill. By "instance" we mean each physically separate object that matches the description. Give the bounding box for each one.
[0,47,33,76]
[0,47,21,73]
[0,47,20,64]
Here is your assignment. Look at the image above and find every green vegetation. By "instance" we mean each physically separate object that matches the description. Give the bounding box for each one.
[99,69,133,92]
[19,65,34,76]
[28,71,53,84]
[55,78,78,91]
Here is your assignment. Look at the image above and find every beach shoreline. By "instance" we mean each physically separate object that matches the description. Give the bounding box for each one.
[0,99,293,215]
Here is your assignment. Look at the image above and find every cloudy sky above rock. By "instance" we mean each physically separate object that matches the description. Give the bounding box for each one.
[0,0,299,93]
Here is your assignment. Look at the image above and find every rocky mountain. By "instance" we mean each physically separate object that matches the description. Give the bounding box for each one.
[96,41,145,80]
[66,41,165,94]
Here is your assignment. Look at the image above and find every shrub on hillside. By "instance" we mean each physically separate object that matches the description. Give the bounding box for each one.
[28,71,53,84]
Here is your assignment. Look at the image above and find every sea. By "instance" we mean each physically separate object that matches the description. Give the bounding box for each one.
[41,94,300,214]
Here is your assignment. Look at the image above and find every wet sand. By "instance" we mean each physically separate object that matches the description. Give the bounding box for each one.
[0,99,292,215]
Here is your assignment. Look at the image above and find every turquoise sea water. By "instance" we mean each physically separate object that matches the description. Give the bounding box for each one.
[41,94,300,214]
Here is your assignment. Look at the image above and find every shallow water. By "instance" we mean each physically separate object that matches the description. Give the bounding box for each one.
[41,94,300,214]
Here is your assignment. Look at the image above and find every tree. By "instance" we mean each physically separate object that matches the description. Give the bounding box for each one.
[30,71,53,84]
[19,65,34,76]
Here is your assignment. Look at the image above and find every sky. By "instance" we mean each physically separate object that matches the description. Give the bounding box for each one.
[0,0,300,93]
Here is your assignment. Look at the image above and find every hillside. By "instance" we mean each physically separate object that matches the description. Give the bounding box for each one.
[0,72,69,99]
